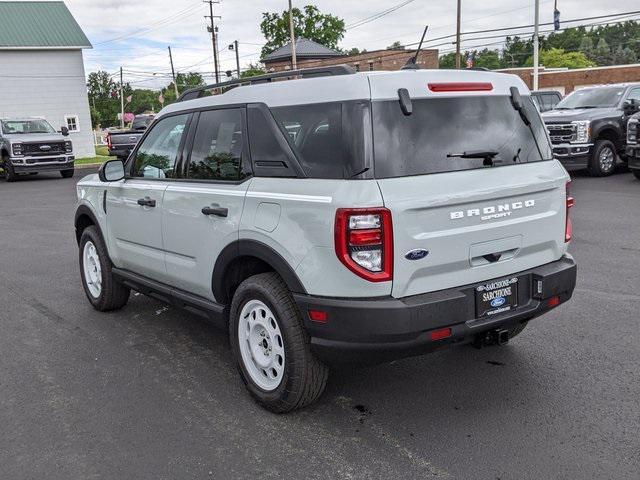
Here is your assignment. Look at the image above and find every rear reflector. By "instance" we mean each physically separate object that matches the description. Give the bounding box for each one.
[547,296,561,308]
[565,181,574,243]
[308,310,328,323]
[429,327,452,341]
[428,82,493,92]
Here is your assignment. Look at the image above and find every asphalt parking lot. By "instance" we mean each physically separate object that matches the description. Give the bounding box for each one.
[1,167,639,480]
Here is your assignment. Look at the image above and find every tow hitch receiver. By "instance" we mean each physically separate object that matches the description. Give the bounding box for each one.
[474,329,510,348]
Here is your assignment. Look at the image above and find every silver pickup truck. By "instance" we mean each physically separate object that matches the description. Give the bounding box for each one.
[0,117,74,182]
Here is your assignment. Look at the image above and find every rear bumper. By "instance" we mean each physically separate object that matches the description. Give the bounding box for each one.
[552,143,592,170]
[12,157,74,173]
[295,255,577,364]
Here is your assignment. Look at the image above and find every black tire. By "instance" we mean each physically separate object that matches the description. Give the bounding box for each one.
[508,320,529,340]
[588,139,617,177]
[79,225,130,311]
[61,169,74,178]
[229,272,329,413]
[3,160,17,182]
[633,170,640,181]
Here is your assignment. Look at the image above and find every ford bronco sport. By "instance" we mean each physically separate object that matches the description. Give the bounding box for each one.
[74,66,577,412]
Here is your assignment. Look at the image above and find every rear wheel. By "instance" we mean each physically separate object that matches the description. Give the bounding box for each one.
[79,226,130,311]
[61,169,74,178]
[588,140,617,177]
[229,272,329,413]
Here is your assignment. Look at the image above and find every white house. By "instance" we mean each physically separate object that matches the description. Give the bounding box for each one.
[0,1,94,158]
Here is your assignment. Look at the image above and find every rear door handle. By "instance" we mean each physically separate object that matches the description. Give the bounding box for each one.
[137,197,156,207]
[202,205,228,217]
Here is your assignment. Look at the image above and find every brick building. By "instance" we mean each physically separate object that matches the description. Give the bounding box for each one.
[262,38,438,72]
[497,64,640,95]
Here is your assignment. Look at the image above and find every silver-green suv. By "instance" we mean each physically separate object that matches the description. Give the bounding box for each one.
[74,66,577,412]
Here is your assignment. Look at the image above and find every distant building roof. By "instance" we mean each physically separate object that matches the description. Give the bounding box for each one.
[0,1,91,49]
[262,38,341,63]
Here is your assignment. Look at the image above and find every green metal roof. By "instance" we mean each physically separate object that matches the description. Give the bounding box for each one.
[0,1,91,49]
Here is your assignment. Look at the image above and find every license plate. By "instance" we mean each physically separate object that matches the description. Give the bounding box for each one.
[475,277,519,318]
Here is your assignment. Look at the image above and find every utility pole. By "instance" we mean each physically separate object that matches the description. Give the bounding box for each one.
[168,46,179,99]
[205,0,221,83]
[455,0,462,69]
[233,40,240,78]
[288,0,297,70]
[533,0,540,90]
[120,66,124,129]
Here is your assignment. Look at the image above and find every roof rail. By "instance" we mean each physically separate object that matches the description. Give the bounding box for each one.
[177,64,356,102]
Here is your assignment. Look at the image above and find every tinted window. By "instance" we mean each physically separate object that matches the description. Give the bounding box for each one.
[187,109,245,181]
[271,101,370,179]
[627,88,640,102]
[372,96,552,178]
[133,114,188,178]
[556,87,624,109]
[248,107,293,167]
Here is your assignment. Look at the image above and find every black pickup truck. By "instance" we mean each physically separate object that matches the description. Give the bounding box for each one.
[627,112,640,180]
[107,114,154,160]
[542,83,640,176]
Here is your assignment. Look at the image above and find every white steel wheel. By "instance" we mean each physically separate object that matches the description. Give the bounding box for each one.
[82,240,102,298]
[237,299,286,392]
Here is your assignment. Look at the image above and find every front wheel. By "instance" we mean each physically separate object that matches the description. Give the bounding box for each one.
[79,226,130,311]
[229,272,329,413]
[61,169,74,178]
[588,140,617,177]
[3,161,17,182]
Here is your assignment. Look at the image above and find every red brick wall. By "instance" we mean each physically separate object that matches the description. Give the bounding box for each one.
[499,64,640,94]
[264,49,439,72]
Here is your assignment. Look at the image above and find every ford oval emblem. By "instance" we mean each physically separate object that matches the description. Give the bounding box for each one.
[405,249,429,261]
[490,297,506,308]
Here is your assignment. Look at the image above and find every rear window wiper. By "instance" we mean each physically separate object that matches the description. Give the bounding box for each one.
[447,150,499,166]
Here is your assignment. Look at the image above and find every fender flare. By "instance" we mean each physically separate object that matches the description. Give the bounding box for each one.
[74,204,102,244]
[212,240,307,303]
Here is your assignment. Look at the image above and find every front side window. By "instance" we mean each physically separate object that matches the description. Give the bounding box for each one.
[133,114,188,179]
[627,88,640,103]
[372,95,552,178]
[187,109,245,181]
[270,101,370,179]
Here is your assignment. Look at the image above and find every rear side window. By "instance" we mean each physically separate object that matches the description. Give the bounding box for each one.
[270,101,370,179]
[187,109,246,181]
[372,96,552,178]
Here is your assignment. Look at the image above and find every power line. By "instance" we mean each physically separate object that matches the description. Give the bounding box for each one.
[346,0,417,30]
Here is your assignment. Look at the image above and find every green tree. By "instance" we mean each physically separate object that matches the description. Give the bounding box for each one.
[162,72,205,104]
[240,62,266,78]
[438,52,457,69]
[472,49,502,70]
[386,41,405,50]
[260,5,345,57]
[593,38,611,66]
[525,48,594,69]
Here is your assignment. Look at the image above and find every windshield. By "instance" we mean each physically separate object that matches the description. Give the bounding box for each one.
[372,96,552,178]
[555,87,624,109]
[1,119,56,134]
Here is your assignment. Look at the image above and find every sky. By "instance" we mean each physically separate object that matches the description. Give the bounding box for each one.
[62,0,639,90]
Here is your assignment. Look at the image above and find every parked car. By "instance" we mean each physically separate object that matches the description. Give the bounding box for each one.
[74,66,577,412]
[0,117,74,181]
[542,83,640,176]
[627,112,640,180]
[107,114,155,160]
[531,90,562,112]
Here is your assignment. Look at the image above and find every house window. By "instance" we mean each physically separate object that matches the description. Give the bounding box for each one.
[65,115,79,132]
[368,62,374,71]
[354,63,360,72]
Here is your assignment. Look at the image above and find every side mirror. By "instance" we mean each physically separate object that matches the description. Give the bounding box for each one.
[624,99,639,114]
[98,159,125,182]
[61,126,69,136]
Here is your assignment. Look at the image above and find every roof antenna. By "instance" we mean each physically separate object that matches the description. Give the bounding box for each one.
[402,25,429,70]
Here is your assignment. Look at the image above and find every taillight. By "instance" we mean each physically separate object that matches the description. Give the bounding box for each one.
[335,208,393,282]
[428,82,493,92]
[565,181,574,243]
[106,134,112,150]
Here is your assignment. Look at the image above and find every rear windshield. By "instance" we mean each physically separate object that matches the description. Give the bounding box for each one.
[270,101,370,179]
[372,96,552,178]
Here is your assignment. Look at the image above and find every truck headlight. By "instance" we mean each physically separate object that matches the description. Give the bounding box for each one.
[65,140,73,153]
[12,143,23,156]
[571,120,591,144]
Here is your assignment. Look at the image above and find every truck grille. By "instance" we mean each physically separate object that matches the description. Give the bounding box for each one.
[21,142,67,156]
[628,120,638,145]
[546,123,576,144]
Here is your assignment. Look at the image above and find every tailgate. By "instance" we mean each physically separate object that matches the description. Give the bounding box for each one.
[378,161,569,298]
